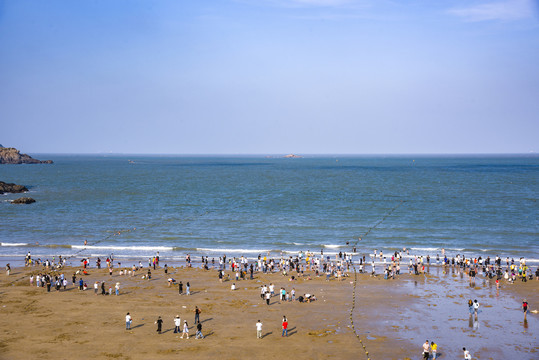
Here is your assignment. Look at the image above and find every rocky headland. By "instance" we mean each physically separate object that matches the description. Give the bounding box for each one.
[0,145,53,164]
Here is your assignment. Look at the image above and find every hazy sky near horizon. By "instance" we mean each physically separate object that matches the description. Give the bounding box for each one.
[1,0,538,154]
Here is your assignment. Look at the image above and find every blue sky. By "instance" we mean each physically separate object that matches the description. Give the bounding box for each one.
[1,0,538,154]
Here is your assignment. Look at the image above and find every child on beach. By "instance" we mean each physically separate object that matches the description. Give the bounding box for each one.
[180,320,189,339]
[126,313,132,330]
[256,320,263,339]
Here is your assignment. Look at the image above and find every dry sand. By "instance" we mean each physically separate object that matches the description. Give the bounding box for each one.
[0,264,537,360]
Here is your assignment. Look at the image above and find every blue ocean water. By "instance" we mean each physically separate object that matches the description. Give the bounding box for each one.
[1,155,538,264]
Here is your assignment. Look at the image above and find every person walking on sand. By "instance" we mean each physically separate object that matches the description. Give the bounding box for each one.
[463,347,472,360]
[523,299,528,319]
[194,306,201,324]
[195,322,204,339]
[155,316,163,334]
[473,299,480,317]
[180,320,190,339]
[186,281,191,295]
[282,316,288,337]
[126,313,132,330]
[431,341,437,359]
[256,320,263,339]
[179,281,183,295]
[422,340,430,360]
[174,315,181,333]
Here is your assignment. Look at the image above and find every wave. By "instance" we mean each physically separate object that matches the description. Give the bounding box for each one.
[71,245,174,251]
[323,244,345,249]
[410,247,439,252]
[0,242,30,247]
[196,248,270,254]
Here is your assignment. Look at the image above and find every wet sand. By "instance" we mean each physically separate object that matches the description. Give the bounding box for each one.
[0,264,537,360]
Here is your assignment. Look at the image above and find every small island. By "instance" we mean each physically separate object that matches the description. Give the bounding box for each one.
[11,197,36,204]
[283,154,303,158]
[0,145,53,164]
[0,181,28,195]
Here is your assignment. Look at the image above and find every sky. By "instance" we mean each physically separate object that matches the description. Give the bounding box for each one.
[0,0,538,154]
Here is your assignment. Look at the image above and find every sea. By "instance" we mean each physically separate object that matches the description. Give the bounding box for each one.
[1,155,538,267]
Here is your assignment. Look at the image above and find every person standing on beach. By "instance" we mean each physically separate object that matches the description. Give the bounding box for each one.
[431,341,437,359]
[179,281,183,295]
[174,315,181,333]
[473,300,480,317]
[155,316,163,334]
[422,340,430,360]
[282,316,288,337]
[5,263,10,276]
[186,281,191,295]
[523,299,528,319]
[194,306,201,324]
[256,320,263,339]
[195,322,204,339]
[180,320,189,339]
[463,347,472,359]
[126,313,132,330]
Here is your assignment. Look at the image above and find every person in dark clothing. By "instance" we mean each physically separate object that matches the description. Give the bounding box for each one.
[155,316,163,334]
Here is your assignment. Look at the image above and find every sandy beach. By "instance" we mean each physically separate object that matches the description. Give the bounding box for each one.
[0,262,537,360]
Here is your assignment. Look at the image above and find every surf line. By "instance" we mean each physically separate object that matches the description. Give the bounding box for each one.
[72,227,138,259]
[348,200,406,360]
[5,228,137,287]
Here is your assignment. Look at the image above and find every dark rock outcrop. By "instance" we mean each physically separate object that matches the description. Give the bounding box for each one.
[0,181,28,194]
[11,197,36,204]
[0,146,53,164]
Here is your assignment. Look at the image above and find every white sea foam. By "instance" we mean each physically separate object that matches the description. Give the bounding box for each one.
[323,244,344,249]
[0,242,29,247]
[410,247,439,252]
[71,245,174,251]
[196,248,269,254]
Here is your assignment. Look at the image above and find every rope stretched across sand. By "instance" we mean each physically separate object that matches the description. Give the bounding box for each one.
[348,200,406,360]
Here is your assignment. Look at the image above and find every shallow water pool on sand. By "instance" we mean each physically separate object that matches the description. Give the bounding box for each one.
[354,267,538,359]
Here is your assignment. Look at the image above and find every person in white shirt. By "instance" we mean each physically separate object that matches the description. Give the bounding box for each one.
[463,347,472,360]
[174,315,181,333]
[125,313,132,330]
[256,320,263,338]
[231,283,236,291]
[180,320,189,339]
[473,300,480,316]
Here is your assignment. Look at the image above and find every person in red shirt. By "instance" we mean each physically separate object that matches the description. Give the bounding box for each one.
[282,316,288,337]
